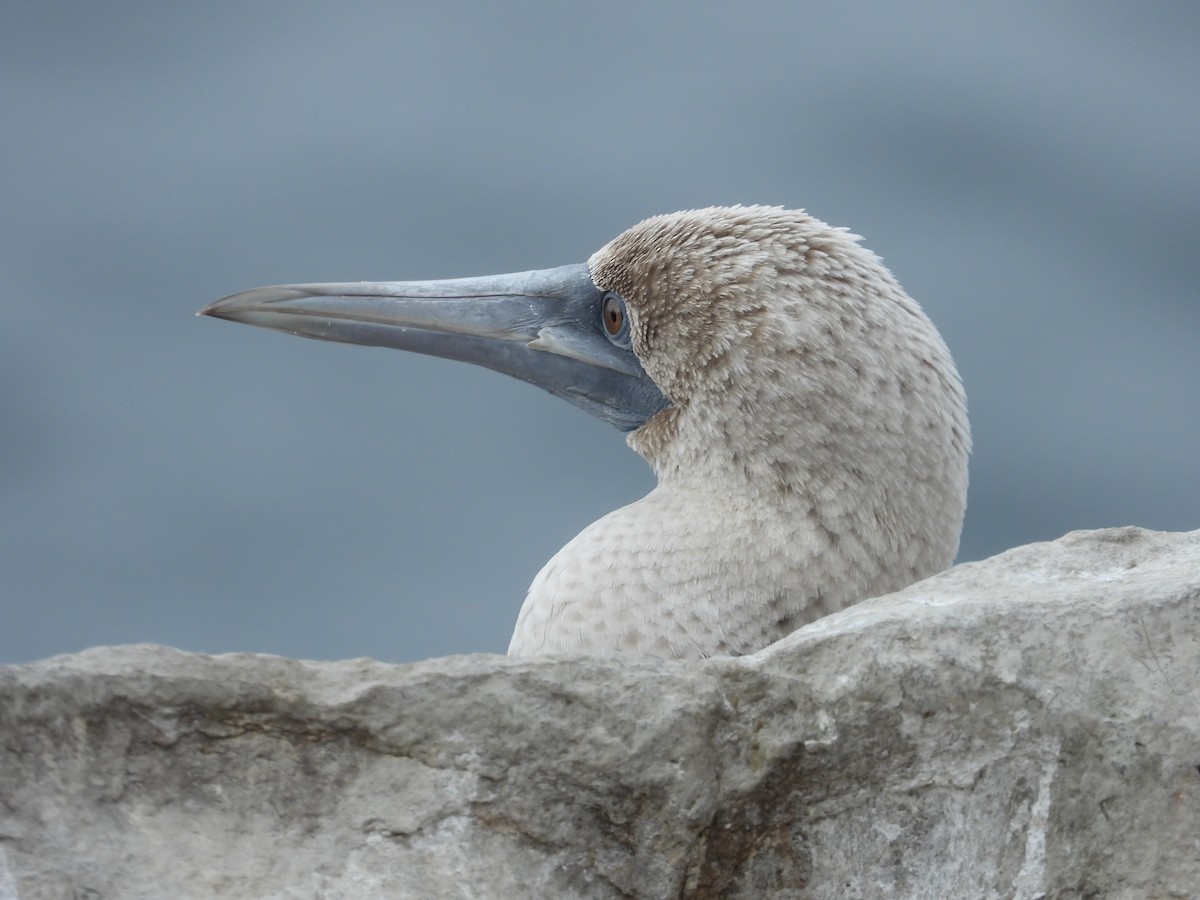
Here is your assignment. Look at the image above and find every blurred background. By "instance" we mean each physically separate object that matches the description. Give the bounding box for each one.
[3,2,1197,665]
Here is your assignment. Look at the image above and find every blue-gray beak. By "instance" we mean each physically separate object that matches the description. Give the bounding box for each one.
[199,263,670,432]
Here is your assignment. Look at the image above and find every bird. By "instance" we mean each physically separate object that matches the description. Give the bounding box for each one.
[201,206,969,659]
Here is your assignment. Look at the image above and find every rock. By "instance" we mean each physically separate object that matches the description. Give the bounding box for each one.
[1,526,1197,899]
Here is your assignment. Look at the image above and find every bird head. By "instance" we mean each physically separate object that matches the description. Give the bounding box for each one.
[202,205,968,505]
[588,207,969,495]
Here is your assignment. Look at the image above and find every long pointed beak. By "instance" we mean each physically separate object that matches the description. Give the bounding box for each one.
[199,263,670,432]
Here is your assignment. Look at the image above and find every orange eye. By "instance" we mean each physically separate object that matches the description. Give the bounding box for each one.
[602,294,625,337]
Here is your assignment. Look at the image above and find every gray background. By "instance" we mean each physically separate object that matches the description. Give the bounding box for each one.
[3,3,1197,665]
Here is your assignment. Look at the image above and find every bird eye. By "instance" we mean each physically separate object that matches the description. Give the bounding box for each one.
[602,292,631,348]
[602,294,624,335]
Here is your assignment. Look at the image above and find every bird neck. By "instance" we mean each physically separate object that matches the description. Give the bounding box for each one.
[627,395,966,574]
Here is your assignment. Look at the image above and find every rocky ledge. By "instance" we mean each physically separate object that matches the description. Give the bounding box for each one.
[1,527,1197,899]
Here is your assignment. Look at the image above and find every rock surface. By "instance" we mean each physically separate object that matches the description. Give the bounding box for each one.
[1,527,1198,899]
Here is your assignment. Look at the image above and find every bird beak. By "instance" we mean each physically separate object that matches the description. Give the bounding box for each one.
[199,263,670,432]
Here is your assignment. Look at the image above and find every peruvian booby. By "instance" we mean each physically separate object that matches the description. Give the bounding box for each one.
[201,206,969,658]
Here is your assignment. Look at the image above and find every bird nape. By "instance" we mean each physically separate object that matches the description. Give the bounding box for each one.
[201,205,970,659]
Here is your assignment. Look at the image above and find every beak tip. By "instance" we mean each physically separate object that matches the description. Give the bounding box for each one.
[197,299,233,320]
[199,286,318,322]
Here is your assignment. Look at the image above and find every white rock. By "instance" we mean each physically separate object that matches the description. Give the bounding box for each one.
[1,527,1197,899]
